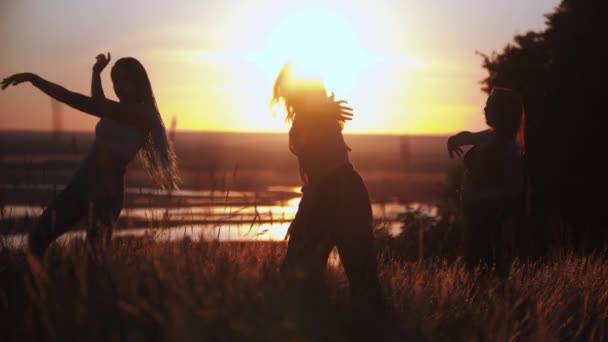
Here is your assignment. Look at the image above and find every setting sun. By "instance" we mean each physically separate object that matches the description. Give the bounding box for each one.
[248,9,381,97]
[237,7,428,133]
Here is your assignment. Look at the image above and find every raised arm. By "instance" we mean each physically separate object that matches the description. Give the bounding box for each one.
[2,72,145,128]
[92,52,111,99]
[447,130,494,159]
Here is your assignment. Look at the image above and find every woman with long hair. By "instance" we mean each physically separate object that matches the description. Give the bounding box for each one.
[271,63,386,327]
[447,87,526,275]
[1,53,179,260]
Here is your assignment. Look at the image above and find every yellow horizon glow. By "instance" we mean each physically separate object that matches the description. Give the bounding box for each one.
[0,2,516,135]
[142,7,483,135]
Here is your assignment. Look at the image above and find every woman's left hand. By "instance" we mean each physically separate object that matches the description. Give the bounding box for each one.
[447,135,464,159]
[93,52,111,73]
[1,73,37,90]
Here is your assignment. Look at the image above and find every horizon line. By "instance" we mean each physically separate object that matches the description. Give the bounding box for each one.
[0,128,453,137]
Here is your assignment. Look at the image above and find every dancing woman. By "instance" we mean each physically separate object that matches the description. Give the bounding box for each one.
[1,53,179,259]
[271,63,386,322]
[447,87,525,275]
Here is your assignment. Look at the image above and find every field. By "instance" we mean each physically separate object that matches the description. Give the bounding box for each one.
[1,131,607,341]
[1,239,607,341]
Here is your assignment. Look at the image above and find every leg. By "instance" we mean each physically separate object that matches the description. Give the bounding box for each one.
[333,172,385,316]
[465,203,509,276]
[281,191,335,299]
[333,170,402,340]
[280,192,336,339]
[86,191,123,258]
[464,204,494,270]
[335,221,385,315]
[28,181,89,260]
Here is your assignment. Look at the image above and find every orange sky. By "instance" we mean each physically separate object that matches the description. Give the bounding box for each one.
[0,0,559,134]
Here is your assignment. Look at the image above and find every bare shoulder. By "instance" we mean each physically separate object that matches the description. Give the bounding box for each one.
[464,130,494,148]
[475,129,495,143]
[100,100,156,131]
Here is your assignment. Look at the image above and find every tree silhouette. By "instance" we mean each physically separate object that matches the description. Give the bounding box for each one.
[479,0,607,253]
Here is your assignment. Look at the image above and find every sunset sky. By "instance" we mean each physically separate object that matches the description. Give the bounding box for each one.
[0,0,559,134]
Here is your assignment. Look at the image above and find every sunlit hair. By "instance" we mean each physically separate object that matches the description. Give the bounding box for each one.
[111,58,180,189]
[270,62,351,183]
[270,63,335,122]
[271,62,349,141]
[489,87,526,154]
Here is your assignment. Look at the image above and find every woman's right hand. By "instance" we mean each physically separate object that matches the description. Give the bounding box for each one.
[1,73,37,90]
[329,92,354,122]
[447,133,465,159]
[93,52,111,73]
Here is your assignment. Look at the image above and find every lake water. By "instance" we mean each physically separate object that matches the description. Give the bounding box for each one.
[0,183,437,246]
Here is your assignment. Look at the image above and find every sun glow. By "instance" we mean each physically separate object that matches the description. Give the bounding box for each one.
[150,6,466,135]
[248,9,381,99]
[1,1,523,134]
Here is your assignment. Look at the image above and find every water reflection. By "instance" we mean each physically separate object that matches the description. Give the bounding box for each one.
[1,184,433,245]
[3,222,293,246]
[4,221,405,248]
[1,199,432,223]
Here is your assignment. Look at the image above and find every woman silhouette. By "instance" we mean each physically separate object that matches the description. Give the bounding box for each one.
[1,53,179,260]
[271,63,385,321]
[447,87,525,275]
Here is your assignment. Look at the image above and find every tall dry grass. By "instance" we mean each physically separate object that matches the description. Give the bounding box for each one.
[1,236,607,341]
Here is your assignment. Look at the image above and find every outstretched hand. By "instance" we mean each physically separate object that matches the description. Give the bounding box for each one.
[329,92,354,122]
[447,135,464,159]
[1,73,37,90]
[93,52,111,73]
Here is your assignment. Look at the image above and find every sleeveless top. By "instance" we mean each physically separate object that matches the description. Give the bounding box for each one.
[289,110,350,187]
[71,118,145,199]
[94,118,145,162]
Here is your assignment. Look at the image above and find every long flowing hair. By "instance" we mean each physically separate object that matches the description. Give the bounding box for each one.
[270,62,350,183]
[270,62,348,154]
[112,58,180,189]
